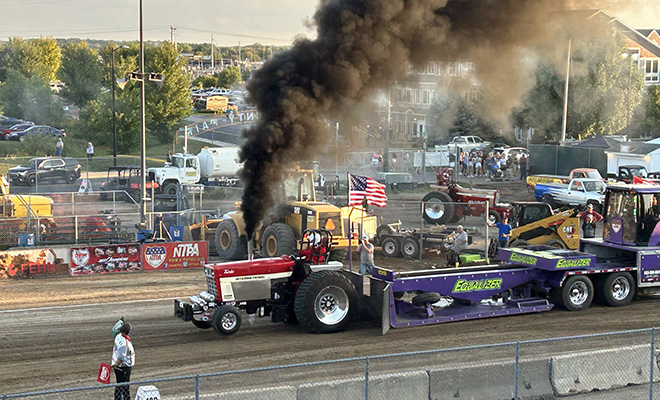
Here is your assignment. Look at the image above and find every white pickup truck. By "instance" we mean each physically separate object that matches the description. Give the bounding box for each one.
[534,178,606,212]
[434,135,491,154]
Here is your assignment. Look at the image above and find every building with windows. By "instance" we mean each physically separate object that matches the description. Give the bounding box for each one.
[371,9,660,146]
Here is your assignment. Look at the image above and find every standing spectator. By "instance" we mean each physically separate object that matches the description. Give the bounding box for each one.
[87,142,94,160]
[505,155,514,181]
[450,225,469,253]
[474,155,483,177]
[112,323,135,400]
[55,138,64,157]
[579,204,603,238]
[519,155,528,181]
[489,217,512,248]
[357,235,375,274]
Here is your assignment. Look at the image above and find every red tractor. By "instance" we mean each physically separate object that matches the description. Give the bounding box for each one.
[421,168,512,225]
[174,229,360,335]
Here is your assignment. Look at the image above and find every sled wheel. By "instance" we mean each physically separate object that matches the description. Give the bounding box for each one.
[558,275,594,311]
[597,272,635,307]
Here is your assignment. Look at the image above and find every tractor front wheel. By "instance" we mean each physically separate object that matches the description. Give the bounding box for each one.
[294,271,358,334]
[211,305,242,335]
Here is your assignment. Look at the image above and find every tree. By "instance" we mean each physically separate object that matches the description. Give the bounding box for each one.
[0,37,60,82]
[58,42,103,106]
[145,42,192,143]
[217,66,242,88]
[192,75,217,88]
[513,27,644,141]
[0,69,65,125]
[638,86,660,137]
[76,91,140,153]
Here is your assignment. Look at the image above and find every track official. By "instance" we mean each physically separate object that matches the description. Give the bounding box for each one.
[112,323,135,400]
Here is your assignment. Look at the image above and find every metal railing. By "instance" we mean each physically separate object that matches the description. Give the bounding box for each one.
[3,328,659,399]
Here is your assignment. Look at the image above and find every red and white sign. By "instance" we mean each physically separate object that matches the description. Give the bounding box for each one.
[0,247,70,279]
[141,241,208,271]
[69,244,141,275]
[97,363,111,384]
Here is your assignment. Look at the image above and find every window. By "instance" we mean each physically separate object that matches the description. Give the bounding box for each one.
[414,90,421,104]
[422,90,429,105]
[395,88,402,102]
[645,60,659,74]
[426,62,438,75]
[449,62,458,76]
[404,89,412,103]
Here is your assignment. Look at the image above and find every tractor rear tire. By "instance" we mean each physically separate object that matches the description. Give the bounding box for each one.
[261,223,296,257]
[294,271,358,334]
[215,219,247,260]
[192,319,212,330]
[211,305,242,335]
[545,239,567,249]
[381,237,401,257]
[421,192,454,225]
[488,210,502,224]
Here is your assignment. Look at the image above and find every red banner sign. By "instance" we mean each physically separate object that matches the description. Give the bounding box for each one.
[70,244,141,275]
[0,247,70,279]
[141,241,208,271]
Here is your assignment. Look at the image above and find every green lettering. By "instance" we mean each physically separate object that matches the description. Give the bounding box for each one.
[452,278,503,293]
[509,253,538,265]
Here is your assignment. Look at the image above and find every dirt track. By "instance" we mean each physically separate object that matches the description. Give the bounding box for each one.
[3,262,660,395]
[7,179,647,395]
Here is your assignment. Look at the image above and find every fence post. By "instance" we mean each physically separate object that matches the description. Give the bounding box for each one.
[195,375,200,400]
[74,216,78,244]
[650,327,655,400]
[365,356,370,400]
[514,341,520,400]
[419,201,424,262]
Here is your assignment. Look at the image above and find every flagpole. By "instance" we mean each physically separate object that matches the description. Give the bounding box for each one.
[347,172,352,272]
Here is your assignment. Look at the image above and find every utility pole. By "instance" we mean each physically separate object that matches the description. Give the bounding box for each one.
[211,34,214,73]
[238,41,242,66]
[384,86,391,173]
[561,38,571,145]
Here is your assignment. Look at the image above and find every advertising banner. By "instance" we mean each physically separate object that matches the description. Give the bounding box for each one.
[70,244,141,276]
[141,241,208,271]
[0,247,70,279]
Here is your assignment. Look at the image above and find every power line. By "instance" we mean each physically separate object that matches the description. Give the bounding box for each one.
[0,26,169,36]
[177,26,291,43]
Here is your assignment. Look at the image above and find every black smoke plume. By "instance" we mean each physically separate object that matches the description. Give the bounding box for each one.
[239,0,642,238]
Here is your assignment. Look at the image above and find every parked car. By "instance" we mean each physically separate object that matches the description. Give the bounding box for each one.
[7,125,66,141]
[493,147,529,161]
[0,117,30,131]
[1,123,36,140]
[435,135,492,154]
[8,157,81,186]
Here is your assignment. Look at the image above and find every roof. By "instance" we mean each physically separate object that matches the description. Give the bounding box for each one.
[573,135,622,149]
[607,183,660,193]
[606,142,660,155]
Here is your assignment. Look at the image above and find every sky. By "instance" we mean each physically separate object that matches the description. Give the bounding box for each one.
[0,0,658,46]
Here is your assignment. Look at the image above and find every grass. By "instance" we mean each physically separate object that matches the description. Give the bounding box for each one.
[0,134,212,174]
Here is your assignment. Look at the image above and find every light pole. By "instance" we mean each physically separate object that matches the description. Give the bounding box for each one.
[111,45,128,167]
[139,0,146,224]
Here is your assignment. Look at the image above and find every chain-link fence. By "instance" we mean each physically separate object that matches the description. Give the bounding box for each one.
[3,328,660,399]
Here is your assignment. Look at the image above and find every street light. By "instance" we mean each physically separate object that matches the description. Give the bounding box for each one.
[116,0,165,225]
[111,44,128,167]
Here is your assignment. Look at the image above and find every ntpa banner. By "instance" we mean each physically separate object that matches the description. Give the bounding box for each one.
[141,241,208,271]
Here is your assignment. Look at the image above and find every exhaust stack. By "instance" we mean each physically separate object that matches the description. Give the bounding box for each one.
[247,238,255,261]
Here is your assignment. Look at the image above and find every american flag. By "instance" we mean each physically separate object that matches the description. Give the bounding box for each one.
[348,174,387,208]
